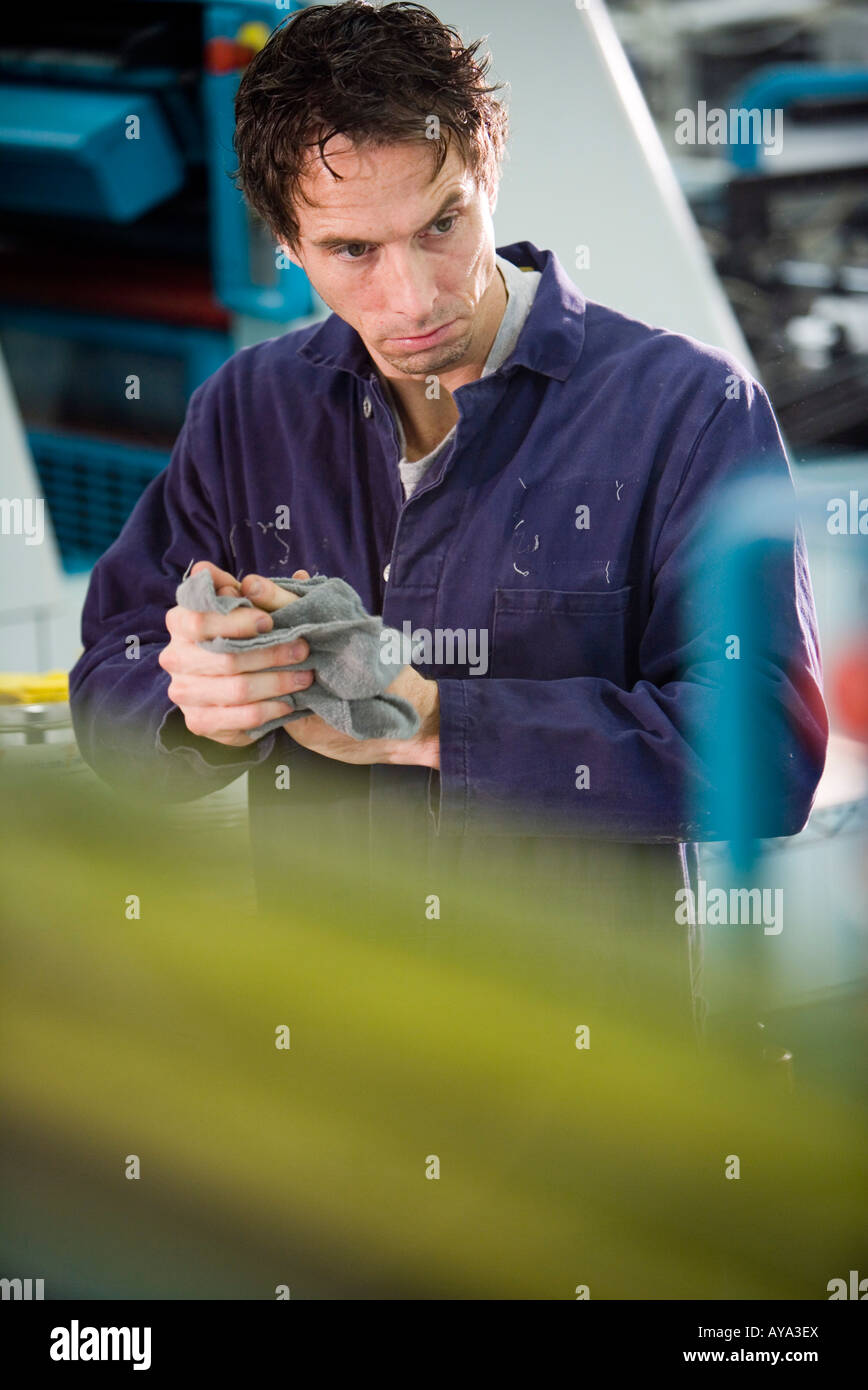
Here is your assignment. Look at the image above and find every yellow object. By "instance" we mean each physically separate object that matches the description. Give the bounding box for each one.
[0,671,69,705]
[236,21,270,53]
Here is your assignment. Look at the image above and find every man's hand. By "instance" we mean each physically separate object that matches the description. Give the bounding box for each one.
[283,657,440,768]
[238,570,441,769]
[160,561,314,747]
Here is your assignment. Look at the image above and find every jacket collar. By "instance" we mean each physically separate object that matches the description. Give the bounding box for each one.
[295,240,586,383]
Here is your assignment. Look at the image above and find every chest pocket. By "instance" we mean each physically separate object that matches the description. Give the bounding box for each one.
[490,586,633,683]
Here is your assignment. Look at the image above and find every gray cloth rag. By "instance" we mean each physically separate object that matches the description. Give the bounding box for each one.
[174,568,420,742]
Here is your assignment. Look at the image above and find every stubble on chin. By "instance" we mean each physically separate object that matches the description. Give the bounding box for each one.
[383,325,473,378]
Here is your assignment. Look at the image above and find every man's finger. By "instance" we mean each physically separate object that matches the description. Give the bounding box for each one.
[166,602,273,642]
[184,699,309,739]
[239,573,305,612]
[190,559,241,593]
[159,637,310,677]
[168,666,314,709]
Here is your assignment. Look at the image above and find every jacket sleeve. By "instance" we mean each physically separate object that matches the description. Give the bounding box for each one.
[68,383,278,803]
[431,380,829,842]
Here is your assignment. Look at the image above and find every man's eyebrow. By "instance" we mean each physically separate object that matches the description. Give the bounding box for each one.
[311,190,468,250]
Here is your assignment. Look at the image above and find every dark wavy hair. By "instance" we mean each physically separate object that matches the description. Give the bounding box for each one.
[232,1,510,252]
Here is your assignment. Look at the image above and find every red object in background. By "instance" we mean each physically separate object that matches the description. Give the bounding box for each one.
[0,252,230,332]
[832,641,868,742]
[204,37,258,74]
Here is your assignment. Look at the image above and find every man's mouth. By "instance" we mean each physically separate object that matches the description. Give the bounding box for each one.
[385,319,457,348]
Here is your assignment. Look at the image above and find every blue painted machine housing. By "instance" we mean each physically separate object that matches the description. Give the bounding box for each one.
[0,84,185,222]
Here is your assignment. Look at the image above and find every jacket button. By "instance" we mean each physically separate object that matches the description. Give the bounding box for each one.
[362,395,373,418]
[383,563,391,581]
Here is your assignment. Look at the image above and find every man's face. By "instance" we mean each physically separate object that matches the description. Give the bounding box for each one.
[278,138,501,380]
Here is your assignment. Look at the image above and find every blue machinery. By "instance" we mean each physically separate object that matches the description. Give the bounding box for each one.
[692,471,806,873]
[0,1,310,571]
[725,65,868,174]
[691,460,868,1069]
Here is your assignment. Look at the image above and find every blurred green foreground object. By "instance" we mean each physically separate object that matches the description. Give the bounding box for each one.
[0,768,864,1300]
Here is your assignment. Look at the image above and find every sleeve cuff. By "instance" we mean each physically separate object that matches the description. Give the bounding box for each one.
[156,703,277,770]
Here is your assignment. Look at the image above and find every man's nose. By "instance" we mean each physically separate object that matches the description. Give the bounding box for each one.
[381,247,438,325]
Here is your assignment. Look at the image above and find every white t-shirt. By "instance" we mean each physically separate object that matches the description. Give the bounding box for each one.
[382,252,542,500]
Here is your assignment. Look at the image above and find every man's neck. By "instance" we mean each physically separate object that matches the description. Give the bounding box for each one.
[376,262,508,460]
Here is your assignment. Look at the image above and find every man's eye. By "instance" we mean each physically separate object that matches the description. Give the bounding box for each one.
[331,213,459,261]
[333,242,369,261]
[430,213,458,235]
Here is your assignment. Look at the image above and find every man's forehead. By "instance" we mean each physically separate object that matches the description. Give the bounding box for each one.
[296,137,474,236]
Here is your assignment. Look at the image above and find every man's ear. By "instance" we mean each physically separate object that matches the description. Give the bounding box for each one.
[278,240,303,269]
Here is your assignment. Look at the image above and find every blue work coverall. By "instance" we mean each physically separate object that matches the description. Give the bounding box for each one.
[68,241,828,1027]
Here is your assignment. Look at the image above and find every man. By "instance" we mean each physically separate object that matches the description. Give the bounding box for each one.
[68,2,827,1034]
